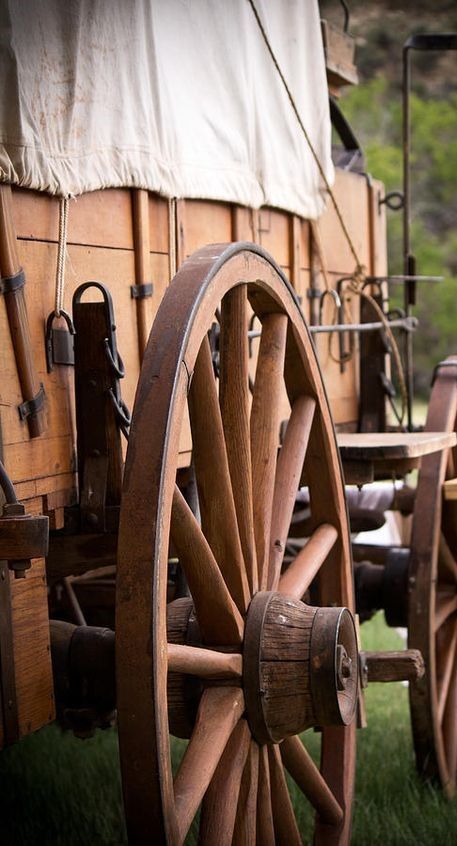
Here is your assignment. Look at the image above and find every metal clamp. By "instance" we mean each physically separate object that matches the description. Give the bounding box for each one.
[18,383,45,422]
[0,268,25,295]
[130,283,153,299]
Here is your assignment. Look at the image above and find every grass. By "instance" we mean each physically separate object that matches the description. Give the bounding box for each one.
[0,615,456,844]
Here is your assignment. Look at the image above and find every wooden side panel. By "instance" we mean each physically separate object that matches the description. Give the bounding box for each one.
[1,240,140,483]
[179,200,232,259]
[316,169,371,275]
[0,558,54,749]
[12,188,134,250]
[368,179,388,277]
[2,170,379,488]
[11,558,54,737]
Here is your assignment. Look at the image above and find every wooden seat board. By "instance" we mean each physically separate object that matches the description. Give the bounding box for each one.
[337,432,456,462]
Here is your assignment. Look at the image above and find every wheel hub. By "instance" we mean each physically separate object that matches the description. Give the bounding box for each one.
[243,592,359,745]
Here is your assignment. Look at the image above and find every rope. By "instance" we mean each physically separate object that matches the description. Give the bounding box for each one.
[247,0,362,275]
[248,0,408,423]
[54,197,69,316]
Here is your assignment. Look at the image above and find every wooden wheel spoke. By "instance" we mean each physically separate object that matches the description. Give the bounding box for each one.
[268,745,302,845]
[174,687,245,842]
[233,742,259,845]
[171,485,244,645]
[437,621,457,724]
[167,642,242,680]
[278,524,338,600]
[220,285,258,594]
[251,312,288,588]
[435,590,457,633]
[281,734,343,827]
[256,745,275,845]
[439,533,457,583]
[268,395,316,590]
[199,719,251,845]
[188,335,250,611]
[442,648,457,781]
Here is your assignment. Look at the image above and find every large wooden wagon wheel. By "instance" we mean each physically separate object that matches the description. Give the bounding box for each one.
[409,357,457,797]
[116,243,358,844]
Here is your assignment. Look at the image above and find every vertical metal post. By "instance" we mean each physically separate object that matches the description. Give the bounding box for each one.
[402,42,414,430]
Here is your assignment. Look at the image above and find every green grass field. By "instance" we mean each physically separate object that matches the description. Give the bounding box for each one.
[1,614,456,845]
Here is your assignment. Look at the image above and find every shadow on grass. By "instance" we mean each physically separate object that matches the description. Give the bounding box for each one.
[0,614,455,844]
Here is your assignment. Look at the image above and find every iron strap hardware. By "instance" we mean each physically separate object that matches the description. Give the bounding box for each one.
[45,309,75,372]
[18,383,45,422]
[0,268,25,295]
[431,359,457,386]
[130,283,153,299]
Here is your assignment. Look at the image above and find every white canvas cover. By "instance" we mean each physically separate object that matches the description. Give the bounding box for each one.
[0,0,334,218]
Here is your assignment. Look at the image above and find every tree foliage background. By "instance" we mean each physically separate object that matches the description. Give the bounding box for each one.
[321,0,457,398]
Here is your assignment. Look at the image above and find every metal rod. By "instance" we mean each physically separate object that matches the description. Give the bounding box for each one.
[366,275,443,284]
[0,459,18,504]
[402,41,414,430]
[248,316,417,340]
[310,317,418,334]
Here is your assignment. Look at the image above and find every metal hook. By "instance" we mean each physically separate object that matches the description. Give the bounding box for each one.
[318,288,342,325]
[104,339,125,379]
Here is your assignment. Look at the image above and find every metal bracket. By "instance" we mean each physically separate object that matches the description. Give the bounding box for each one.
[72,282,129,533]
[130,283,153,299]
[0,268,25,295]
[18,383,45,422]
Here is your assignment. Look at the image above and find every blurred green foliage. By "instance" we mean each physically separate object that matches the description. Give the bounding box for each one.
[323,1,457,397]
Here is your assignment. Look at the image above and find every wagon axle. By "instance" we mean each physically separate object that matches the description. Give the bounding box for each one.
[49,593,423,743]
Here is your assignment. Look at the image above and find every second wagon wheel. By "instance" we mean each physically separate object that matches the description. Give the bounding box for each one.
[116,243,358,844]
[409,357,457,797]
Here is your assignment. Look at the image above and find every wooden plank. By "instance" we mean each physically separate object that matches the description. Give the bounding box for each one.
[4,436,73,486]
[148,194,170,255]
[12,187,134,249]
[231,205,257,242]
[132,189,152,358]
[338,431,456,461]
[258,209,291,269]
[181,199,232,259]
[9,558,54,742]
[1,239,140,487]
[367,179,388,278]
[316,170,371,273]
